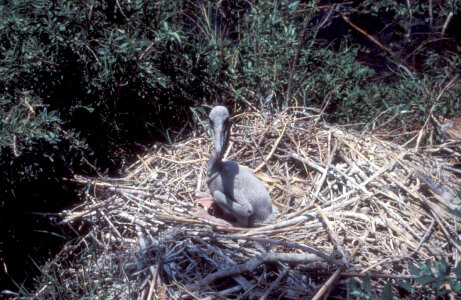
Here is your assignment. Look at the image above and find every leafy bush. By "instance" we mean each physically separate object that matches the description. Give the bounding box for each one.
[349,259,461,299]
[2,0,460,180]
[402,259,461,298]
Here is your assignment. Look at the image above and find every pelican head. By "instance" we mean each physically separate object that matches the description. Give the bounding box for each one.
[209,106,231,158]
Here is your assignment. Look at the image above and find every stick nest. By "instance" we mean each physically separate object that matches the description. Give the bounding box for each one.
[37,108,461,299]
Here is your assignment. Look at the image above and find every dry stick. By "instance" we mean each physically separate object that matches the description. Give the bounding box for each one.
[404,38,452,61]
[327,163,372,197]
[370,112,400,133]
[249,197,360,235]
[314,82,344,128]
[340,13,394,56]
[10,134,21,157]
[286,9,313,105]
[314,137,337,201]
[441,12,454,37]
[288,152,339,182]
[248,215,312,233]
[98,206,123,238]
[254,124,287,173]
[23,98,36,115]
[312,233,363,300]
[428,0,433,34]
[410,219,435,257]
[361,256,394,274]
[385,173,461,252]
[157,212,240,231]
[361,161,396,188]
[361,105,396,134]
[405,0,413,37]
[88,0,95,20]
[26,52,60,67]
[173,282,198,300]
[188,252,321,289]
[192,237,253,292]
[249,223,307,237]
[443,165,461,175]
[283,204,316,220]
[155,155,206,164]
[401,131,421,148]
[259,268,288,300]
[379,200,419,239]
[196,163,205,192]
[65,176,142,190]
[414,114,432,151]
[146,248,164,300]
[136,154,152,172]
[435,74,459,103]
[59,198,113,224]
[295,2,353,13]
[315,204,347,264]
[118,211,148,227]
[115,0,129,22]
[309,5,336,49]
[304,271,417,280]
[251,135,274,177]
[313,160,330,202]
[312,268,343,300]
[139,41,155,60]
[214,234,343,266]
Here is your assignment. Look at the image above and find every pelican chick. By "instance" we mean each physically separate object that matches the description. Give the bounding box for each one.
[207,106,277,227]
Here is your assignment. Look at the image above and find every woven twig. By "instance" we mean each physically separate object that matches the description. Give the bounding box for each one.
[38,108,461,299]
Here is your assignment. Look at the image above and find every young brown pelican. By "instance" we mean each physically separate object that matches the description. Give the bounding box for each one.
[207,106,277,227]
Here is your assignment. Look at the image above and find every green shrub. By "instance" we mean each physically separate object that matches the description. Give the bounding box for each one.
[1,0,459,204]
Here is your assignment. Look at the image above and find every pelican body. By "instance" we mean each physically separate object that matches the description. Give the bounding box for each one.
[207,106,276,227]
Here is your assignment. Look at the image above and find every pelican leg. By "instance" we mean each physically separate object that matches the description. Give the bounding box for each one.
[212,191,253,218]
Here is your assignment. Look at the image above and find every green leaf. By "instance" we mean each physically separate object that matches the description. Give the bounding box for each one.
[448,208,461,219]
[288,1,300,12]
[379,281,393,300]
[408,262,420,276]
[455,263,461,280]
[172,32,181,43]
[397,280,413,293]
[452,281,461,292]
[82,105,94,113]
[416,275,437,285]
[438,258,450,276]
[417,104,425,111]
[363,274,372,294]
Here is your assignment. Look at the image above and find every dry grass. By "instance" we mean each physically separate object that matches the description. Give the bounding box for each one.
[35,108,460,299]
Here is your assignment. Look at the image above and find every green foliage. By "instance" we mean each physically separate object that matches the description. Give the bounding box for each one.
[0,0,459,200]
[350,258,461,299]
[349,276,393,300]
[402,259,461,297]
[0,92,87,194]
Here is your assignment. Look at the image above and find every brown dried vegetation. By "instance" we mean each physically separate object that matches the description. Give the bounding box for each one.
[36,108,460,299]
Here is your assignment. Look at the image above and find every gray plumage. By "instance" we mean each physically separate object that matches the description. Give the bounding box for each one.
[207,106,277,227]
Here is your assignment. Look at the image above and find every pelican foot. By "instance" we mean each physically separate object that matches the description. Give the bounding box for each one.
[195,191,215,209]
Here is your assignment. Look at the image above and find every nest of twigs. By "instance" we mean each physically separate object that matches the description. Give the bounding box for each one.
[37,108,460,299]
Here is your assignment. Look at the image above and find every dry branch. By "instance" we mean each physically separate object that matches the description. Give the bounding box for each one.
[38,108,461,299]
